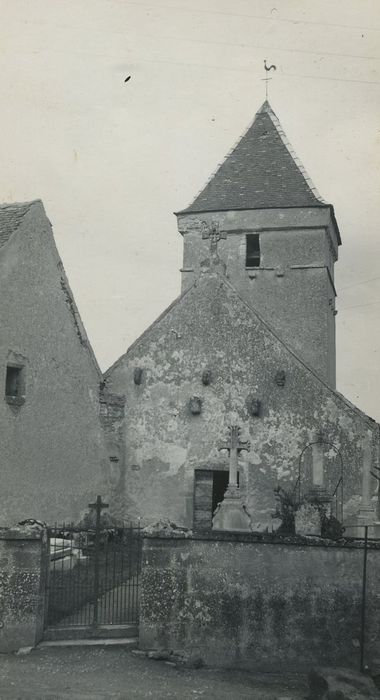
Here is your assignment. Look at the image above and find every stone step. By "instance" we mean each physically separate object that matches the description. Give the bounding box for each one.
[43,623,138,641]
[39,637,138,648]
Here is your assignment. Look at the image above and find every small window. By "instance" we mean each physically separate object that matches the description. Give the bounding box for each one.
[5,365,25,404]
[246,234,260,268]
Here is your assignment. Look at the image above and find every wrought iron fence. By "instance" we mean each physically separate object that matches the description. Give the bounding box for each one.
[46,521,141,629]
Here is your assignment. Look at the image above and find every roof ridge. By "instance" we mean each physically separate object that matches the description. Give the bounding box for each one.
[0,199,42,210]
[0,200,40,250]
[262,102,326,204]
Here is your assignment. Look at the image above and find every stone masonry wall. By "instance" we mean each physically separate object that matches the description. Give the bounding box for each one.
[140,534,380,671]
[0,528,47,653]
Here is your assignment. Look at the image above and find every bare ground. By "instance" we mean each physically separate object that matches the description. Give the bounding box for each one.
[0,646,308,700]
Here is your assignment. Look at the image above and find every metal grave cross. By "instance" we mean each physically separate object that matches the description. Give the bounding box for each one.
[88,494,109,530]
[201,220,226,255]
[218,425,251,488]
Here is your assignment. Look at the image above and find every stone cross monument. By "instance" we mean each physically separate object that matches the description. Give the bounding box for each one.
[201,220,226,255]
[218,425,250,492]
[200,221,227,275]
[212,425,252,532]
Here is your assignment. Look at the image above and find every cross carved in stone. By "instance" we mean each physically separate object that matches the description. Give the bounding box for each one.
[218,425,251,488]
[201,221,227,255]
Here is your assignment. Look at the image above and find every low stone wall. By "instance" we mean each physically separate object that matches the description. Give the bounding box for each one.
[0,528,48,652]
[139,532,380,671]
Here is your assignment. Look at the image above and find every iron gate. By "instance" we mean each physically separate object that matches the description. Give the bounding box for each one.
[45,520,141,630]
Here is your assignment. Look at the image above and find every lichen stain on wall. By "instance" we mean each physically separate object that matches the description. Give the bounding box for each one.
[140,537,379,670]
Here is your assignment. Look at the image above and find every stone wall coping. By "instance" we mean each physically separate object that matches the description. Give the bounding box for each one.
[0,527,45,541]
[142,529,380,550]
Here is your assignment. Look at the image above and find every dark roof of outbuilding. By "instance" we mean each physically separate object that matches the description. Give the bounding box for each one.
[178,101,327,214]
[0,201,37,249]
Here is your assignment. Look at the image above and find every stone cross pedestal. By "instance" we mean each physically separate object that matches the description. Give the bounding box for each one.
[295,432,331,538]
[355,431,376,536]
[212,426,252,532]
[308,431,331,505]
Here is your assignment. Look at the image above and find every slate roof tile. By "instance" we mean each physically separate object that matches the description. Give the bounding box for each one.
[0,201,34,249]
[179,101,327,214]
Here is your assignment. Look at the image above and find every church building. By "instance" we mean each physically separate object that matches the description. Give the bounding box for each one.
[1,102,377,532]
[103,101,379,531]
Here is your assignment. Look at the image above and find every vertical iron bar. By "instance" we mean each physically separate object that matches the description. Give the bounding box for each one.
[69,526,74,625]
[123,525,127,621]
[93,501,101,627]
[110,540,116,620]
[85,529,89,626]
[137,522,141,622]
[61,524,66,626]
[131,525,135,622]
[119,530,125,623]
[360,525,369,673]
[128,524,133,621]
[44,528,51,629]
[104,530,109,624]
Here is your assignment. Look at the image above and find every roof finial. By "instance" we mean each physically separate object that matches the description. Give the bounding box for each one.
[262,59,277,101]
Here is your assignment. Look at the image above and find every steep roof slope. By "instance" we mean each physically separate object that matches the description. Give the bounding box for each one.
[0,199,102,378]
[179,101,327,214]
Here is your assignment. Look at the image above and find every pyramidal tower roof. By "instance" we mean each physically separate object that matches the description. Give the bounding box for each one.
[178,101,328,214]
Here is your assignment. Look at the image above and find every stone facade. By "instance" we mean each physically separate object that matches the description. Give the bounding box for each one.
[0,200,107,525]
[104,270,378,529]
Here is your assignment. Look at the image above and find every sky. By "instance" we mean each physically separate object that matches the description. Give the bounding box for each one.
[1,0,380,419]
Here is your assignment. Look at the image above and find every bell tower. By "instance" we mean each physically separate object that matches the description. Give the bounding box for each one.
[176,102,341,388]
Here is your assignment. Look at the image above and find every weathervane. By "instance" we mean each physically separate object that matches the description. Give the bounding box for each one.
[262,59,277,100]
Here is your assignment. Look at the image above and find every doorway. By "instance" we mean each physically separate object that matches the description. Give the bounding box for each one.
[193,469,240,532]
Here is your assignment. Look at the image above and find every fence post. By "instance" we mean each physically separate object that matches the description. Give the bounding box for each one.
[360,525,368,673]
[88,495,109,627]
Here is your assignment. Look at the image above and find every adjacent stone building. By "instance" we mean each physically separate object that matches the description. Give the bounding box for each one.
[104,101,379,530]
[0,200,106,525]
